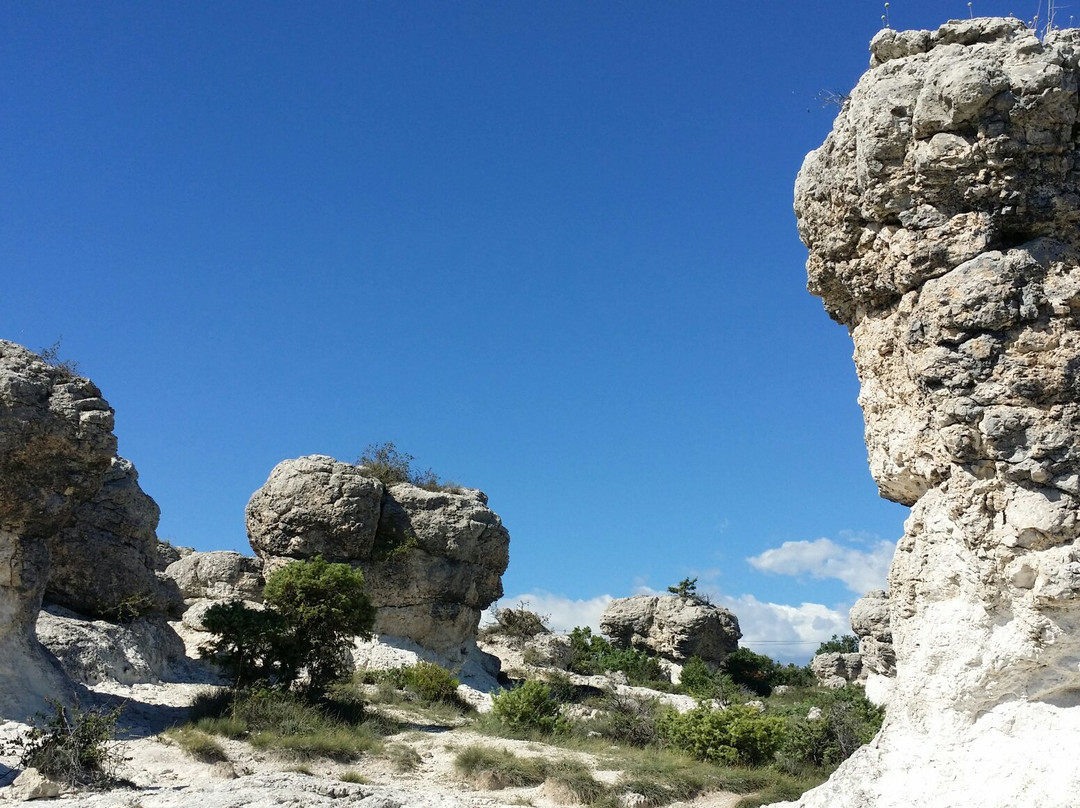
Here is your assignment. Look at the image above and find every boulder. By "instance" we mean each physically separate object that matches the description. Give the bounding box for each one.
[36,604,190,686]
[245,455,384,560]
[599,594,741,664]
[785,17,1080,807]
[45,456,184,619]
[165,550,264,602]
[247,455,511,654]
[810,652,863,688]
[0,340,116,719]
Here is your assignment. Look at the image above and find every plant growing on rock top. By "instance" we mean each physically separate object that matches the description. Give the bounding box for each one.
[814,634,859,655]
[357,441,457,491]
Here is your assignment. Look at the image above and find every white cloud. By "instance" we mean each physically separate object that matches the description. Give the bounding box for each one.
[489,591,613,634]
[746,537,895,594]
[715,592,850,663]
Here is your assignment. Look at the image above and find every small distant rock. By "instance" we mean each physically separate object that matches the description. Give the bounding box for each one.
[810,652,863,689]
[599,594,741,665]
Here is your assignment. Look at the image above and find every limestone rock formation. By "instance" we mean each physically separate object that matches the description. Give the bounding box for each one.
[599,594,741,664]
[46,456,184,619]
[247,455,511,654]
[165,550,264,603]
[849,590,895,704]
[246,455,384,560]
[786,17,1080,807]
[0,340,116,719]
[36,605,190,686]
[809,652,863,689]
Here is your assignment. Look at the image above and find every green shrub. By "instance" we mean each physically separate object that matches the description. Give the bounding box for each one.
[583,690,664,747]
[723,649,778,698]
[678,656,724,699]
[567,626,669,687]
[6,700,123,788]
[814,634,859,655]
[777,686,884,771]
[393,662,465,707]
[491,680,567,735]
[658,704,786,766]
[201,556,375,697]
[201,601,290,687]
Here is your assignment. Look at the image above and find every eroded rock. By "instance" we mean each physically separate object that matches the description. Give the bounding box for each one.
[247,456,510,654]
[46,456,184,620]
[810,652,863,689]
[784,17,1080,808]
[0,341,116,719]
[165,550,264,603]
[599,594,741,665]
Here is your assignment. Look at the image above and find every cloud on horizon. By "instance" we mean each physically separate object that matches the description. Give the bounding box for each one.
[746,536,895,595]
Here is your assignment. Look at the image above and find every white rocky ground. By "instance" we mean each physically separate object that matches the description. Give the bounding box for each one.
[0,634,741,808]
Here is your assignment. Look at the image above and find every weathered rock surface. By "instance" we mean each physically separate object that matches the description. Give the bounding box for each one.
[46,456,184,619]
[850,590,895,705]
[36,605,191,686]
[165,550,264,602]
[784,17,1080,808]
[599,594,741,664]
[810,652,863,688]
[0,341,116,719]
[247,456,510,654]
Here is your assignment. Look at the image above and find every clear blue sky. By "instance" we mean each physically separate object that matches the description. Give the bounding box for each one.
[2,1,1033,660]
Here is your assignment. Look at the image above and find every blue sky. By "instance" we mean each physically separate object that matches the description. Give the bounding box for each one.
[3,1,1035,660]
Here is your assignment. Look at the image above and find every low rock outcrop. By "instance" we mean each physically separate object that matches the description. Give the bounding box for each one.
[787,17,1080,807]
[36,605,191,686]
[599,594,741,664]
[810,652,863,689]
[46,456,184,620]
[0,341,116,719]
[247,455,510,655]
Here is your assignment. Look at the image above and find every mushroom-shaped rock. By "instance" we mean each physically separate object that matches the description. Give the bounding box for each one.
[599,595,741,665]
[247,456,511,654]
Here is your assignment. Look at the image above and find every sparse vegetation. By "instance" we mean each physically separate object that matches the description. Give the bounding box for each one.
[666,576,710,604]
[184,688,381,762]
[164,725,229,763]
[5,700,124,789]
[36,337,80,377]
[481,604,551,640]
[357,441,459,491]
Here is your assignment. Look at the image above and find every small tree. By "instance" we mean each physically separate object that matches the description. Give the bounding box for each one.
[201,556,375,696]
[264,556,376,693]
[815,634,859,655]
